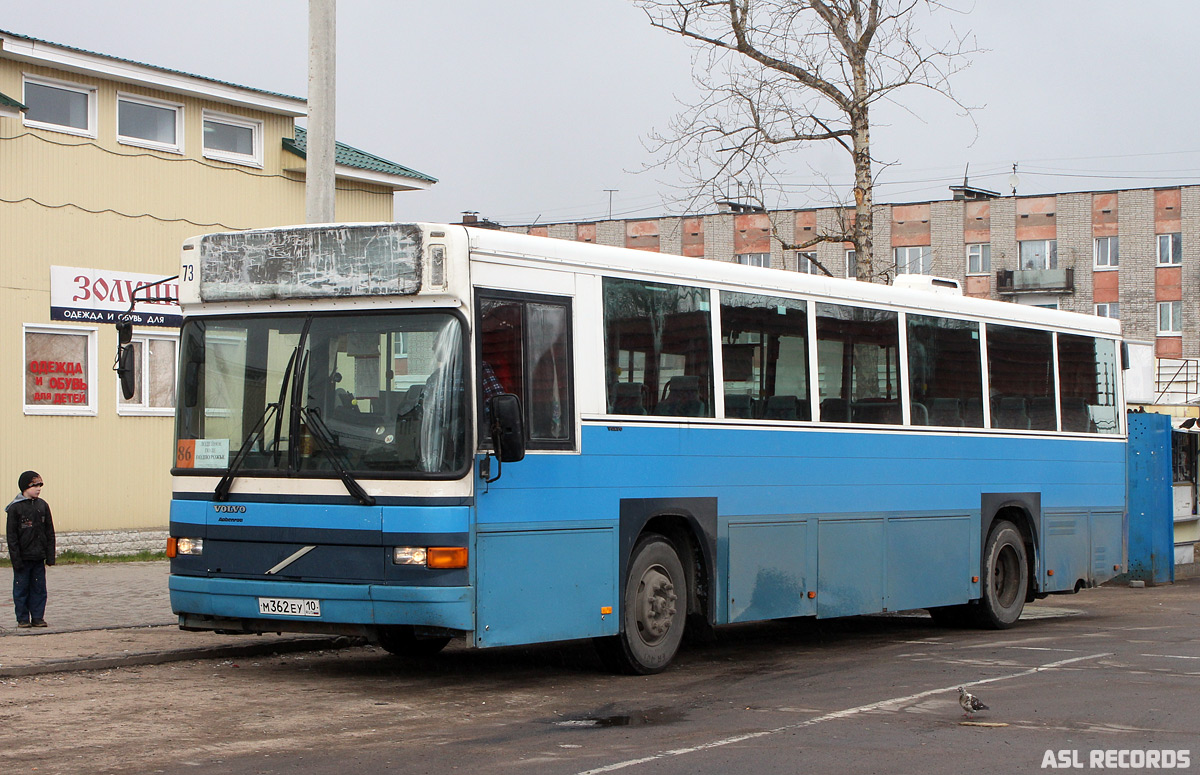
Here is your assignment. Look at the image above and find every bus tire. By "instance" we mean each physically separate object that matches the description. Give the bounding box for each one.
[976,520,1028,629]
[594,534,688,675]
[376,625,451,658]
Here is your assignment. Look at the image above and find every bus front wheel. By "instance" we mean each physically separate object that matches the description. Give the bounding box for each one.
[594,534,688,675]
[977,520,1029,629]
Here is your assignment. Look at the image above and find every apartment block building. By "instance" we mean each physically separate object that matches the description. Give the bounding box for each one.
[0,29,434,549]
[502,184,1200,398]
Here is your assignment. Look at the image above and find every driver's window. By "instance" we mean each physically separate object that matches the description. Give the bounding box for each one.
[476,290,574,450]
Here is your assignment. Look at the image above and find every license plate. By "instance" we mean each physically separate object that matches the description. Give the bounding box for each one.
[257,597,321,617]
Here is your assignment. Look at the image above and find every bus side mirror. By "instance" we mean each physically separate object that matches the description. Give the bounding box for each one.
[489,394,526,464]
[116,321,133,345]
[1121,341,1130,370]
[117,345,137,400]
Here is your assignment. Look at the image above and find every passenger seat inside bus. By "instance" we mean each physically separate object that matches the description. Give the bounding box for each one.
[929,397,964,426]
[764,395,800,420]
[994,396,1030,429]
[654,376,706,417]
[725,393,753,419]
[611,382,648,415]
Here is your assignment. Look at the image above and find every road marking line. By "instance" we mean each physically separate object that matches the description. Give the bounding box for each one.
[1139,653,1200,660]
[1006,646,1082,652]
[573,653,1111,775]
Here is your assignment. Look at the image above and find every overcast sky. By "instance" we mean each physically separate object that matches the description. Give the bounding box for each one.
[6,1,1200,226]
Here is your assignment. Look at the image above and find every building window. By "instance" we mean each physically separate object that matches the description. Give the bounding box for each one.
[796,252,820,274]
[1159,301,1182,335]
[845,249,858,279]
[118,94,183,153]
[966,243,991,275]
[1158,233,1183,266]
[23,324,98,416]
[1019,239,1057,270]
[1094,236,1119,269]
[117,335,179,415]
[737,253,770,268]
[1095,302,1120,319]
[202,111,263,167]
[894,246,931,275]
[22,76,96,137]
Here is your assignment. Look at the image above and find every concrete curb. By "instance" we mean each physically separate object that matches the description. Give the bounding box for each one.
[0,634,360,678]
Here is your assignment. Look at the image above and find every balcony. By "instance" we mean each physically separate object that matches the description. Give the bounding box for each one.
[996,267,1074,295]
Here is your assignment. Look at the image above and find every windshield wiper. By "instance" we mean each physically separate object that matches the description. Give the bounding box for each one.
[214,402,280,502]
[214,319,309,501]
[298,404,376,506]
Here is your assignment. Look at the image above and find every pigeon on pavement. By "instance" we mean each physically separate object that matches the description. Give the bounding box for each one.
[957,686,989,717]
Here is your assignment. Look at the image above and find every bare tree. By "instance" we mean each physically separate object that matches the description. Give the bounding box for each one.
[640,0,975,280]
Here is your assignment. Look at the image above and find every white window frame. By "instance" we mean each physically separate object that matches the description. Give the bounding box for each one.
[202,110,263,167]
[1095,302,1119,319]
[796,251,820,274]
[1094,236,1119,269]
[117,92,184,154]
[966,243,991,275]
[894,245,931,275]
[736,252,770,268]
[23,323,99,416]
[116,332,180,416]
[1157,233,1182,266]
[1158,301,1183,335]
[1018,239,1057,270]
[22,75,97,138]
[845,249,858,280]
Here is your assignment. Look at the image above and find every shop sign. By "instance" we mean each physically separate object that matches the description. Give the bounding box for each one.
[50,266,181,328]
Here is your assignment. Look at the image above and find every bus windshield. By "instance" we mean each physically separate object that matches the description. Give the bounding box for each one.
[175,311,470,477]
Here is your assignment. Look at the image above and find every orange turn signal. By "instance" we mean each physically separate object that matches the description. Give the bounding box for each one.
[1047,569,1055,576]
[972,576,979,583]
[166,537,177,558]
[807,591,817,599]
[427,546,468,569]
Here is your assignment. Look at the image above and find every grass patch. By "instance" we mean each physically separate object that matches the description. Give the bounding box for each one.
[0,550,166,567]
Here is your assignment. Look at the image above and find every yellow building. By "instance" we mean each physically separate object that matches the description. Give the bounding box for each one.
[0,29,435,553]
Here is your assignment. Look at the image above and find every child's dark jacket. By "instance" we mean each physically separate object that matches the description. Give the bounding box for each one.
[5,495,55,571]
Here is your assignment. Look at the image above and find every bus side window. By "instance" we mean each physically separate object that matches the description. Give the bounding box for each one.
[906,314,983,428]
[718,291,809,421]
[477,291,575,449]
[816,303,900,424]
[603,277,714,419]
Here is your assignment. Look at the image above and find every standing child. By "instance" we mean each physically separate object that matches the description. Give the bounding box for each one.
[6,471,55,628]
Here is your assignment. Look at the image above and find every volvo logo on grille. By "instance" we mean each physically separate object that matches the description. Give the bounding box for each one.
[213,504,247,513]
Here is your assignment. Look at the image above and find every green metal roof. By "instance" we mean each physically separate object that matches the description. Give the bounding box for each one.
[284,126,437,184]
[0,89,25,111]
[0,28,301,102]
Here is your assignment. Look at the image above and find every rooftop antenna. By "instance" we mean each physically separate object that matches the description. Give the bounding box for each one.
[603,189,618,220]
[962,162,970,188]
[1008,163,1020,196]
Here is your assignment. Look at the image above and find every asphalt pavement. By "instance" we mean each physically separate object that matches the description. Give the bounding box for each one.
[2,559,1196,679]
[0,561,349,677]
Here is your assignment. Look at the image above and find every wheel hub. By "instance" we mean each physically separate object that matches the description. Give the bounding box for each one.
[636,566,677,643]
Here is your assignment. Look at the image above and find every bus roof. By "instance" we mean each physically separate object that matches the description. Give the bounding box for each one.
[462,226,1121,339]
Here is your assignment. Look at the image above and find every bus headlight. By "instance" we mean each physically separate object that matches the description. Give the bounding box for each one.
[168,537,204,557]
[393,546,428,565]
[392,546,468,568]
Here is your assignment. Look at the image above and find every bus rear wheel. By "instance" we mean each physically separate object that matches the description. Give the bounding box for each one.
[594,534,688,675]
[976,520,1029,629]
[376,625,451,658]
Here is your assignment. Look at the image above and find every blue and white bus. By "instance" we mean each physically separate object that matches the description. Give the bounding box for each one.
[167,222,1126,673]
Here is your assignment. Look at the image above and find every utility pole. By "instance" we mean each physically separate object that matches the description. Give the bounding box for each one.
[604,189,618,220]
[306,0,336,223]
